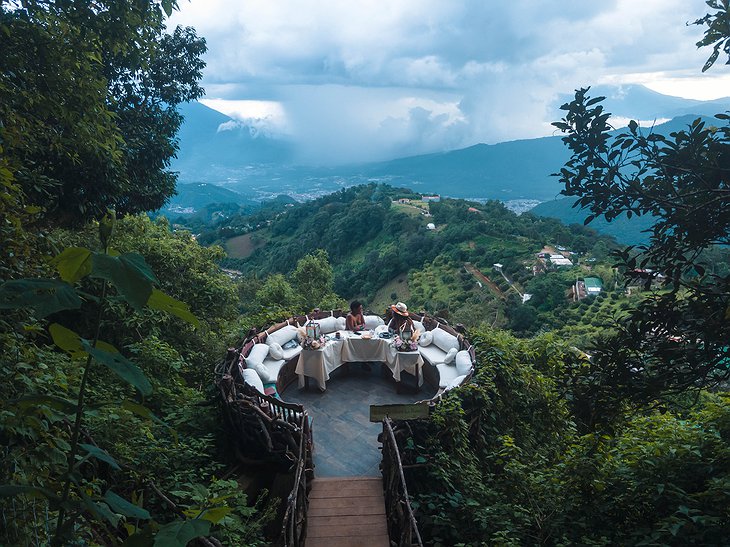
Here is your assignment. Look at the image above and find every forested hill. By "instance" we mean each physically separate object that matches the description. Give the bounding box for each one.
[221,184,616,306]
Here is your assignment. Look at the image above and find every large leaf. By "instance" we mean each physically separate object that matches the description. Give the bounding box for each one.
[12,394,77,414]
[121,525,156,547]
[121,400,178,443]
[81,490,119,527]
[105,490,151,520]
[49,323,86,358]
[81,339,152,396]
[147,288,200,327]
[79,443,121,470]
[91,252,157,310]
[0,279,81,317]
[0,484,58,501]
[198,506,232,524]
[52,247,93,283]
[153,519,211,547]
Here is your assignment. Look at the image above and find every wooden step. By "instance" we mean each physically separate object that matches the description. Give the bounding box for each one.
[306,477,389,546]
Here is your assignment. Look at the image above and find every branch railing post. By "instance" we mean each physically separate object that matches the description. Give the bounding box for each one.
[381,417,424,547]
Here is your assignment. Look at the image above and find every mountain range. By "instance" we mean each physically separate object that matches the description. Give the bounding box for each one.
[170,85,730,242]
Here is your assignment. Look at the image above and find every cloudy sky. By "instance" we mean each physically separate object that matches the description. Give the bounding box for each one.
[168,0,730,164]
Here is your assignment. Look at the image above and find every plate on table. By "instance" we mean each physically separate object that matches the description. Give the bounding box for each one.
[361,331,373,339]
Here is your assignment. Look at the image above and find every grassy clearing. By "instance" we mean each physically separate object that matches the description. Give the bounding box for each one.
[225,230,268,258]
[392,202,430,220]
[368,274,411,314]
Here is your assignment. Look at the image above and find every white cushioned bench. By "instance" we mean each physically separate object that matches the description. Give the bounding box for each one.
[417,326,473,389]
[243,324,303,385]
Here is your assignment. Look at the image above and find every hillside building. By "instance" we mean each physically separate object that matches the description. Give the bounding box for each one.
[584,277,603,296]
[422,195,441,202]
[549,254,573,267]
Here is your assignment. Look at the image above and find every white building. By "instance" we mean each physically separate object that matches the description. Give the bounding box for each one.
[549,254,573,267]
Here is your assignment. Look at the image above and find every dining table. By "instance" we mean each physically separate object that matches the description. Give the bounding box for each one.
[295,330,424,391]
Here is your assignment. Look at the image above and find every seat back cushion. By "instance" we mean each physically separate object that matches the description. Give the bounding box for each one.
[315,316,337,334]
[241,367,265,394]
[443,347,458,364]
[418,330,433,347]
[432,328,459,353]
[246,343,270,368]
[446,374,467,390]
[455,350,472,376]
[269,342,284,360]
[412,320,425,334]
[364,315,385,329]
[336,316,346,331]
[267,325,300,347]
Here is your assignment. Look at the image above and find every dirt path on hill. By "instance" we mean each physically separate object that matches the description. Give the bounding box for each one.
[464,263,506,300]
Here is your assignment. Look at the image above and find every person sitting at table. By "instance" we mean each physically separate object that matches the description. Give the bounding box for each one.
[346,300,366,331]
[346,300,372,371]
[389,301,414,335]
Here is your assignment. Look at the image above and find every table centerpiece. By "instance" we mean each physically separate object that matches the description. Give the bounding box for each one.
[302,334,327,350]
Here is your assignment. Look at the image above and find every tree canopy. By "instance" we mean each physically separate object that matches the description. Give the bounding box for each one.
[0,0,206,226]
[550,0,730,410]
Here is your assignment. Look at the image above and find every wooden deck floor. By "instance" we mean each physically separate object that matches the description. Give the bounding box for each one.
[306,477,389,546]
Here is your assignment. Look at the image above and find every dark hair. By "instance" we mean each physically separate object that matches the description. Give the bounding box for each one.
[350,300,362,313]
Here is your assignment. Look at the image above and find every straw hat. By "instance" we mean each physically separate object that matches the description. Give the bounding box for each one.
[390,302,409,316]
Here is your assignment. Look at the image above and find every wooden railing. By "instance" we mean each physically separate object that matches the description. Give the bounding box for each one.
[215,365,313,546]
[278,412,311,547]
[381,417,424,547]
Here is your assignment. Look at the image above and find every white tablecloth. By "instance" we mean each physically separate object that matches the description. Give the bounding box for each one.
[340,333,390,363]
[295,339,343,390]
[387,350,424,385]
[295,331,422,390]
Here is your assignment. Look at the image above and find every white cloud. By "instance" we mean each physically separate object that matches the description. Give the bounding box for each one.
[169,0,721,163]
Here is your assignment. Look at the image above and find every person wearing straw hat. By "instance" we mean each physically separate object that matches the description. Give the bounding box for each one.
[389,301,414,334]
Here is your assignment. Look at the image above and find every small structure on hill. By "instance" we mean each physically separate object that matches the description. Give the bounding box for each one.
[426,222,436,230]
[549,254,573,267]
[584,277,603,296]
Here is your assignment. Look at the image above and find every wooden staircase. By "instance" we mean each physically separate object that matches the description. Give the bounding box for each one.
[306,477,389,546]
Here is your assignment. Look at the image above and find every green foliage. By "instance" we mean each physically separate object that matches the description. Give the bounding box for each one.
[290,249,340,311]
[404,328,730,545]
[0,216,203,544]
[552,86,730,398]
[0,216,272,546]
[693,0,730,71]
[0,0,206,225]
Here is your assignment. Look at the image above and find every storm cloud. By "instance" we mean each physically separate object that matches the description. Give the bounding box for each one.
[169,0,722,164]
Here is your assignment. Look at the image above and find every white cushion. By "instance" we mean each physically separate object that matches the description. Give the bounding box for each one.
[445,374,467,391]
[269,342,283,360]
[246,343,270,368]
[431,328,459,353]
[419,344,449,366]
[266,325,300,347]
[455,350,472,376]
[281,345,302,361]
[336,316,346,331]
[261,356,286,383]
[247,361,269,383]
[241,367,265,394]
[412,320,425,334]
[443,347,458,364]
[435,363,460,388]
[364,315,384,329]
[316,316,339,334]
[418,331,433,347]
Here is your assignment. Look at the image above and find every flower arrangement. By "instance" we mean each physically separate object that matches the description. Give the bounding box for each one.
[302,334,327,350]
[392,330,420,352]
